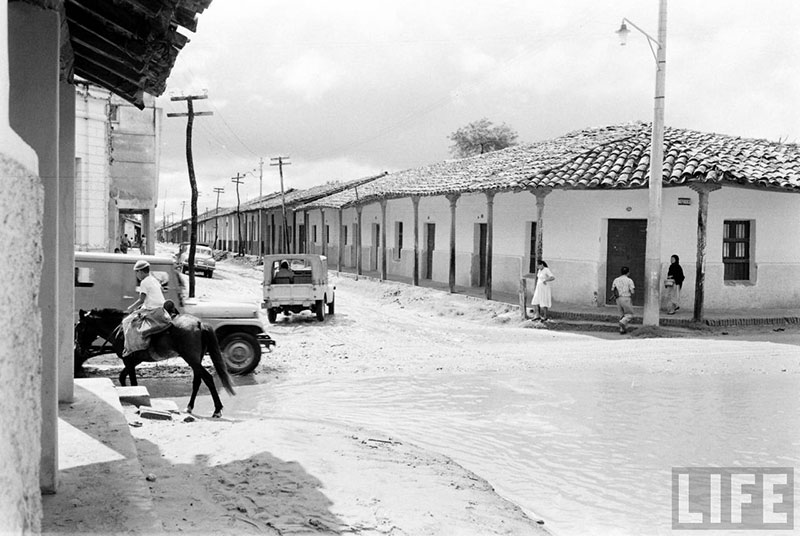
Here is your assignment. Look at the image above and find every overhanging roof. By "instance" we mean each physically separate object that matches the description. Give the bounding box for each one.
[24,0,213,108]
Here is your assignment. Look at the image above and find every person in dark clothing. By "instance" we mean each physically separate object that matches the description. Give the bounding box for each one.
[666,254,685,314]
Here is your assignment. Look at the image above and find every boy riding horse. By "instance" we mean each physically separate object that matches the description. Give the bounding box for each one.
[121,259,171,356]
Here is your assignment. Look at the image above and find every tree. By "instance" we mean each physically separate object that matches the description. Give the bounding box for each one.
[448,118,519,158]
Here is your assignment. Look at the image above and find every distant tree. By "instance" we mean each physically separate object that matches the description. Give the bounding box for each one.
[448,118,519,158]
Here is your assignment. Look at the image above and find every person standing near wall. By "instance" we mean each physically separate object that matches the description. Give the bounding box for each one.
[611,266,635,334]
[665,254,685,315]
[530,260,555,321]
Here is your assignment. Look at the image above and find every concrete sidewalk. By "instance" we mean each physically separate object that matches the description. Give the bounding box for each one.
[42,378,160,535]
[333,266,800,327]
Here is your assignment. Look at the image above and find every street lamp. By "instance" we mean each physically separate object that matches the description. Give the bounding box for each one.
[617,0,667,327]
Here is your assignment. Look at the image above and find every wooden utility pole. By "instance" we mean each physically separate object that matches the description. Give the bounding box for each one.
[257,157,264,259]
[231,173,244,256]
[213,187,224,249]
[180,200,186,243]
[270,156,291,252]
[167,94,212,298]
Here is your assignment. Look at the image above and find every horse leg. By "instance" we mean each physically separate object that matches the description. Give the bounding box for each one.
[186,370,203,414]
[194,364,224,418]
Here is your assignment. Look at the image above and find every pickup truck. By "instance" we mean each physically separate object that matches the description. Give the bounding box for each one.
[74,251,274,374]
[262,254,335,323]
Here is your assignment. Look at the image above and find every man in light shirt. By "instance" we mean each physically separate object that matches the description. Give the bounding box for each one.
[121,259,172,356]
[611,266,635,334]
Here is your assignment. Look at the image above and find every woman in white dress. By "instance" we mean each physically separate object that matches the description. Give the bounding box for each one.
[531,260,555,321]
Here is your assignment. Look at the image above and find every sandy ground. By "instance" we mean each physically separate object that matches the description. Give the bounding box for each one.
[75,247,800,535]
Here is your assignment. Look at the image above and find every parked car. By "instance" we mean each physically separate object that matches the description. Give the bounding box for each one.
[176,242,216,278]
[74,251,274,374]
[262,254,335,323]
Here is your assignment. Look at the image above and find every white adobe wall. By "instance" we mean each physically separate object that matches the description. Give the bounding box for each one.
[74,83,110,251]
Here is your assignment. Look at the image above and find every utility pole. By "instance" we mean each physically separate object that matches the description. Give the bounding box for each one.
[167,93,213,298]
[213,186,224,250]
[270,156,291,253]
[180,200,187,244]
[257,157,264,259]
[231,173,245,256]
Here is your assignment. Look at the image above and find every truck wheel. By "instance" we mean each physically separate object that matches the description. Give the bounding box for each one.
[267,309,277,323]
[328,297,335,315]
[315,299,325,321]
[220,332,261,375]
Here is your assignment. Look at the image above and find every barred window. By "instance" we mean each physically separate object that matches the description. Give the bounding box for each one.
[723,220,750,281]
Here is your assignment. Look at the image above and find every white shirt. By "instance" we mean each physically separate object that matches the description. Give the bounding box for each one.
[139,274,166,309]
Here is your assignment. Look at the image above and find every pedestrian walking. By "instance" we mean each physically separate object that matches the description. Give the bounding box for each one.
[665,254,685,314]
[611,266,635,334]
[530,260,555,321]
[120,234,130,254]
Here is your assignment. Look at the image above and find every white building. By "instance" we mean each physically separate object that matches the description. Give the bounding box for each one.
[297,123,800,315]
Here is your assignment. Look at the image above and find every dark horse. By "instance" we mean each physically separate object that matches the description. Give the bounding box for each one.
[75,307,235,417]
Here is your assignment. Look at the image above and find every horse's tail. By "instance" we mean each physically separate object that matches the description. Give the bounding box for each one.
[201,323,235,396]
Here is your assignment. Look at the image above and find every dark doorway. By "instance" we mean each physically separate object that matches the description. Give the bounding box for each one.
[298,224,305,254]
[425,223,435,279]
[477,223,487,287]
[606,219,647,306]
[371,223,380,271]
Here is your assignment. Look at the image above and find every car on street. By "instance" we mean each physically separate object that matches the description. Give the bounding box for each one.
[262,254,335,323]
[176,242,216,278]
[74,251,274,374]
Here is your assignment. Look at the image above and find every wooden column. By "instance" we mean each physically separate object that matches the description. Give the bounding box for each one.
[380,199,387,281]
[320,208,326,257]
[690,182,721,322]
[446,193,460,293]
[337,207,343,273]
[485,191,495,300]
[412,196,420,286]
[532,188,552,267]
[356,205,363,278]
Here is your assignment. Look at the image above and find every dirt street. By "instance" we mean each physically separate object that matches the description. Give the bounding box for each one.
[82,249,800,535]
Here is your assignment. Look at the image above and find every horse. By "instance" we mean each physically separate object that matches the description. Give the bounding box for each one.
[75,307,235,418]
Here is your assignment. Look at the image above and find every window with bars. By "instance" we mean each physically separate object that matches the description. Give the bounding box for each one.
[723,220,751,281]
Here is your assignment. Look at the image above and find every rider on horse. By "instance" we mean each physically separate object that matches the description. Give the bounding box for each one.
[121,259,172,357]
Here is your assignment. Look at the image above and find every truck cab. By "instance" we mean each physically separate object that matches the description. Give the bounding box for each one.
[74,251,273,374]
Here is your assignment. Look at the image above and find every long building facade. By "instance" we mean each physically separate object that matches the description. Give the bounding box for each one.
[168,123,800,315]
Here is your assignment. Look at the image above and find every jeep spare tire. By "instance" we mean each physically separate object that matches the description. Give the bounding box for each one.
[220,332,261,375]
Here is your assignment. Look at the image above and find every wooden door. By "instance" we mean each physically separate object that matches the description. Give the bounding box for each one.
[606,219,647,306]
[425,223,435,279]
[478,223,487,287]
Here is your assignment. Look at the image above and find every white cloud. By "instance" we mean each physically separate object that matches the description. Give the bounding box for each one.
[277,52,342,103]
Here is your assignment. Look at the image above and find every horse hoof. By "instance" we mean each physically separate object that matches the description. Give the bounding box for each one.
[185,407,193,414]
[212,411,222,418]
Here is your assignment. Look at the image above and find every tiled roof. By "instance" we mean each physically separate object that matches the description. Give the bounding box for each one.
[262,173,387,212]
[301,123,800,209]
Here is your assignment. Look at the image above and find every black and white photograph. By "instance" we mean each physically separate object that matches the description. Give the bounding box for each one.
[1,1,799,535]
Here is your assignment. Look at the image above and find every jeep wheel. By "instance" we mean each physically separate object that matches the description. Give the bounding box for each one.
[328,298,335,315]
[220,332,261,375]
[315,299,325,321]
[267,309,277,323]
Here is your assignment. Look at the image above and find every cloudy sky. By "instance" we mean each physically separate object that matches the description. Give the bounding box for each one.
[155,0,800,222]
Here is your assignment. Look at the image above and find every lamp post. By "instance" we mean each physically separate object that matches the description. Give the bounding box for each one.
[617,0,667,326]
